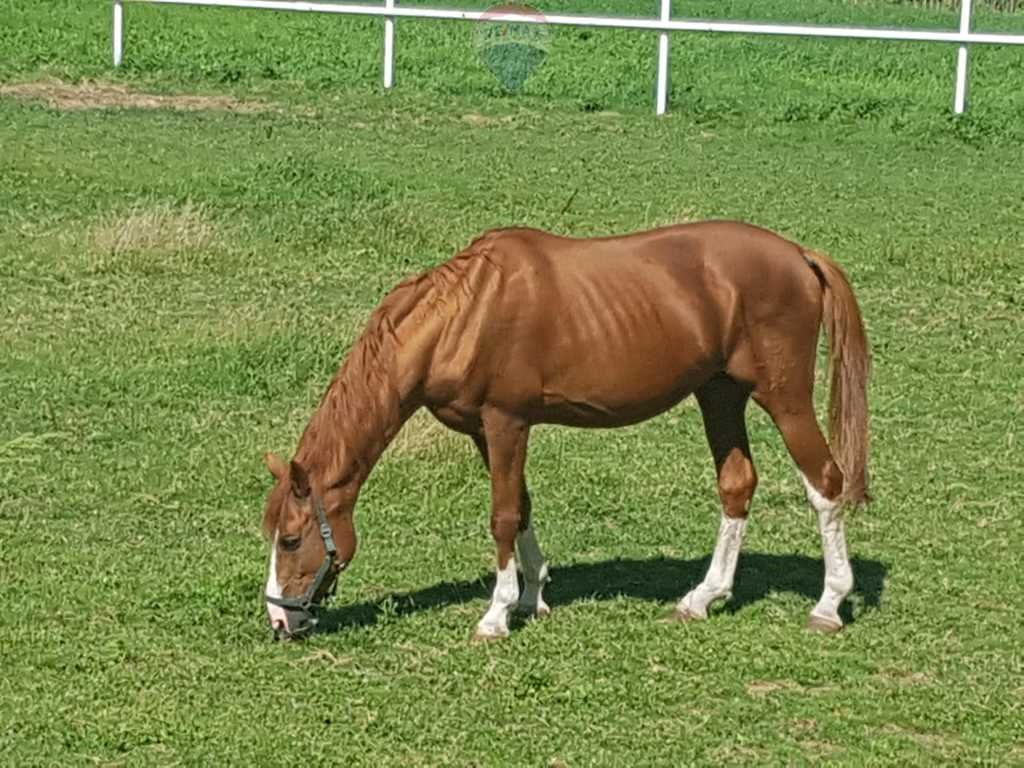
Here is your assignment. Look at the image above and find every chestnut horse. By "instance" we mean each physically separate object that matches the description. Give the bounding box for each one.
[262,220,870,640]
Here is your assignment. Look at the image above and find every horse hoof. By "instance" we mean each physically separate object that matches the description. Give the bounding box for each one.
[471,629,507,644]
[807,615,843,634]
[659,606,703,624]
[516,603,551,619]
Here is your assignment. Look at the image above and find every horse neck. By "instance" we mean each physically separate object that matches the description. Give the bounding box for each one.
[293,260,471,492]
[294,323,420,493]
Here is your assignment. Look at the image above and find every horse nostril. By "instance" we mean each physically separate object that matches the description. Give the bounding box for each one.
[282,609,316,639]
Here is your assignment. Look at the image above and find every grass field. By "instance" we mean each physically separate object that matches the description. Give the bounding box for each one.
[2,0,1024,765]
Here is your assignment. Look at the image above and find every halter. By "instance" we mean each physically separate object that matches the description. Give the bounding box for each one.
[265,495,346,614]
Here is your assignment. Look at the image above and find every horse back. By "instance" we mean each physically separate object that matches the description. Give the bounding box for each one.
[423,221,823,427]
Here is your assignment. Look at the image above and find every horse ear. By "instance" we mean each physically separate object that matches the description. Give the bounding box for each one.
[289,460,311,499]
[264,452,287,481]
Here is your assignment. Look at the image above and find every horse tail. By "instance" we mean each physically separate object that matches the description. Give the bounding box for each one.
[804,250,872,507]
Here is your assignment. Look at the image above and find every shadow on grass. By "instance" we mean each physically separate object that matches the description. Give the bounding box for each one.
[315,553,886,634]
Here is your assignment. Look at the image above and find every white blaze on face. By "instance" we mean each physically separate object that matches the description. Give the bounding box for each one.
[265,534,289,631]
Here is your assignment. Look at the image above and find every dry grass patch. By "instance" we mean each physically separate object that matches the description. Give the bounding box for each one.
[460,112,514,127]
[289,649,354,668]
[67,201,223,277]
[0,79,277,113]
[746,678,840,698]
[788,719,844,757]
[91,201,216,258]
[745,679,802,698]
[387,409,465,458]
[457,111,541,128]
[877,724,964,754]
[798,739,843,757]
[789,718,818,734]
[647,205,705,229]
[709,744,765,762]
[875,667,934,687]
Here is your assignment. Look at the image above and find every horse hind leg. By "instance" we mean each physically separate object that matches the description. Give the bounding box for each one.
[669,376,757,622]
[754,392,853,633]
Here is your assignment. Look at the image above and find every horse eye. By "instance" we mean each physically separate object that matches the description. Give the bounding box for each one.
[280,535,302,552]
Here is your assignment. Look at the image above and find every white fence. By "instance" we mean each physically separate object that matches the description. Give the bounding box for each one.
[112,0,1024,114]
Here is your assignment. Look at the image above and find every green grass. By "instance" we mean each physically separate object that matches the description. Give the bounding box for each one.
[2,0,1023,765]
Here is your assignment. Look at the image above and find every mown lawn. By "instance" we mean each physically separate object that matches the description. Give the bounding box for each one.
[1,1,1022,765]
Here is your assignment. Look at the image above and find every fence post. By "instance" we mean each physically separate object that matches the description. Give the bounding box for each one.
[384,0,396,88]
[113,0,124,66]
[954,0,973,113]
[655,0,671,115]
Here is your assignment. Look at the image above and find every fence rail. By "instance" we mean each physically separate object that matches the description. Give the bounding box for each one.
[113,0,1024,114]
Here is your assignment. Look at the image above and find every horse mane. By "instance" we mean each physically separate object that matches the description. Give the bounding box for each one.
[291,233,500,486]
[292,288,412,484]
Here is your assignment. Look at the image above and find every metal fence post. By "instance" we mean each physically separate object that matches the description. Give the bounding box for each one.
[655,0,671,115]
[954,0,973,113]
[113,0,124,66]
[384,0,396,88]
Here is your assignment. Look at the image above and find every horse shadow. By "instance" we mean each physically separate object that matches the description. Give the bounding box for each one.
[315,553,887,634]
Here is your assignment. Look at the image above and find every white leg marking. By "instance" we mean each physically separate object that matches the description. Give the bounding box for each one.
[476,556,520,638]
[677,512,747,619]
[802,473,854,628]
[516,527,550,618]
[265,536,289,631]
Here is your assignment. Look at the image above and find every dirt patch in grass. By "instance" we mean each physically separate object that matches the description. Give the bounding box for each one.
[0,79,277,113]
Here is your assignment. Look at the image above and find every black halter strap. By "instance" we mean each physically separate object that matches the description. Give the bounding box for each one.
[266,495,346,613]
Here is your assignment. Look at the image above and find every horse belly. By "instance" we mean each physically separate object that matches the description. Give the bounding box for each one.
[534,324,716,428]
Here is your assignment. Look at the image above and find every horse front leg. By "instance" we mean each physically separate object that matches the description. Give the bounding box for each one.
[515,505,551,619]
[472,431,550,622]
[473,411,530,641]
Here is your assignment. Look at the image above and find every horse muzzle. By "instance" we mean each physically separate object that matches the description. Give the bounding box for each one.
[269,605,318,641]
[265,569,338,641]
